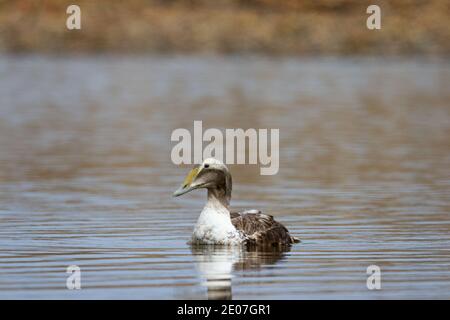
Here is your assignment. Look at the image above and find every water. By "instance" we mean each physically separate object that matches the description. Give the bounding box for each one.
[0,55,449,299]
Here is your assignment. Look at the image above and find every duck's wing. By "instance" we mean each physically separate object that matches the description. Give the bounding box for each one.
[230,210,300,246]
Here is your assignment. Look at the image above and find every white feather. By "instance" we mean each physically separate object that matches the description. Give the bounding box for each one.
[191,197,244,245]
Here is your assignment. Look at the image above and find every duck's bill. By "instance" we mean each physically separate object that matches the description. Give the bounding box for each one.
[173,167,201,197]
[173,184,196,197]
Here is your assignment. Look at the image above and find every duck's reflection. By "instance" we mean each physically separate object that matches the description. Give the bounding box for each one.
[191,245,290,300]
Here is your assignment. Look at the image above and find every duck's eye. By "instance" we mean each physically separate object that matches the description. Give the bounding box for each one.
[204,164,210,168]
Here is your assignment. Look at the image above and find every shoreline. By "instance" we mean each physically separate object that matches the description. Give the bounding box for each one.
[0,0,449,56]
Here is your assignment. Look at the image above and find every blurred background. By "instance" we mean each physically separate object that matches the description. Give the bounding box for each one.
[0,0,449,55]
[0,0,449,299]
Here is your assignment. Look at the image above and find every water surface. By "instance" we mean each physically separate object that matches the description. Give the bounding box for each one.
[0,56,449,299]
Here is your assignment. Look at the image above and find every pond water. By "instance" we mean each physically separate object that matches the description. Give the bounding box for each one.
[0,55,449,299]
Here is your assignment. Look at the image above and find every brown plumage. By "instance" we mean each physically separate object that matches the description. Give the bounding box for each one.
[231,211,300,246]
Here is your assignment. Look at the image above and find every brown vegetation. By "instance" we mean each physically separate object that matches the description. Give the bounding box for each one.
[0,0,449,55]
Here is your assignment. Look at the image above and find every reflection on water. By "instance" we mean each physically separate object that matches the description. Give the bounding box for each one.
[0,55,449,299]
[192,246,289,300]
[193,246,236,300]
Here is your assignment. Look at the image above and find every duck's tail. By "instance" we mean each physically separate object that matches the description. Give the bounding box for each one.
[291,236,301,243]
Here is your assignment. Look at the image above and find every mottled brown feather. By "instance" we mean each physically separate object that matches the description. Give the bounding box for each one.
[231,211,300,246]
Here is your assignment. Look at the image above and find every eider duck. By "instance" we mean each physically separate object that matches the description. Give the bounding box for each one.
[173,158,300,246]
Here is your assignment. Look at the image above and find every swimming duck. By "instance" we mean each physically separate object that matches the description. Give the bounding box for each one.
[173,158,300,246]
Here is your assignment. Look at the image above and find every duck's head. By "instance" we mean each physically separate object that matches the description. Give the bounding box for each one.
[173,158,232,201]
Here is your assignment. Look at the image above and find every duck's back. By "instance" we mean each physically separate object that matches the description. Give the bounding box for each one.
[230,210,300,246]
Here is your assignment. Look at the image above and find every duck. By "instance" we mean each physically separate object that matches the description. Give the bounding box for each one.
[173,158,300,246]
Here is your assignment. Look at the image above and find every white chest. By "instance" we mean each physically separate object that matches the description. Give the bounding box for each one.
[191,206,243,245]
